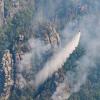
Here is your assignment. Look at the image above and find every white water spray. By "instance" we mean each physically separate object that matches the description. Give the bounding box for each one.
[35,32,81,87]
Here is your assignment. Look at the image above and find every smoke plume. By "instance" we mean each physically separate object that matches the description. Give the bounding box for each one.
[16,1,100,99]
[17,38,51,88]
[51,0,100,99]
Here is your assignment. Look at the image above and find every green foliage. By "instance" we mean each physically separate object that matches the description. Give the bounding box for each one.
[69,63,100,100]
[0,1,100,100]
[63,45,85,71]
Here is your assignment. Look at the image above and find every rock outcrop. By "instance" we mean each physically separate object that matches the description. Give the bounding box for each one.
[0,50,14,100]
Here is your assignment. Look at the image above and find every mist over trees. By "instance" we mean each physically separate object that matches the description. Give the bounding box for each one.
[0,0,100,100]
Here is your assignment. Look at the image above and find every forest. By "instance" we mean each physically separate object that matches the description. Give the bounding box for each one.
[0,0,100,100]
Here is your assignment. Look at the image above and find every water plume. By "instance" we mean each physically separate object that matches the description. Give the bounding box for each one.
[34,32,81,87]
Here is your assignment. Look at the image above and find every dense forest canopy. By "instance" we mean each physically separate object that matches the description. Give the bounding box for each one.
[0,0,100,100]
